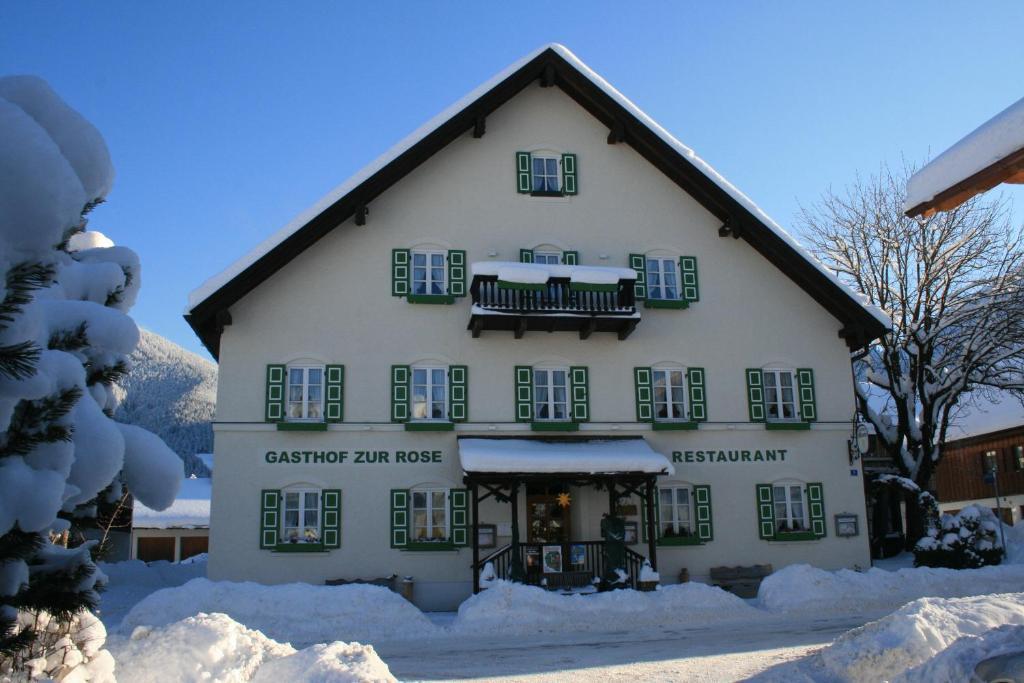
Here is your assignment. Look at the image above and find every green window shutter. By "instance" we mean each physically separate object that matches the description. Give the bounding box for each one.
[391,365,410,422]
[392,248,410,297]
[447,250,466,297]
[325,365,344,423]
[519,248,535,263]
[449,365,468,422]
[687,367,707,422]
[797,368,817,422]
[390,489,409,548]
[807,483,826,537]
[746,369,766,422]
[516,152,532,193]
[634,367,654,422]
[570,366,590,422]
[514,366,533,422]
[450,488,469,546]
[680,256,699,302]
[694,485,713,542]
[260,489,280,549]
[641,491,662,542]
[561,250,579,265]
[629,253,647,299]
[561,153,578,195]
[756,484,775,540]
[265,365,285,422]
[321,489,341,548]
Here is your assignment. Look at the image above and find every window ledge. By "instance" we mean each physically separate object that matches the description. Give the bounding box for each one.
[652,421,699,431]
[404,422,455,432]
[407,294,456,305]
[276,422,328,432]
[530,421,580,432]
[769,532,819,542]
[272,543,327,553]
[643,299,689,310]
[402,543,459,552]
[529,190,565,198]
[657,536,704,546]
[765,422,811,431]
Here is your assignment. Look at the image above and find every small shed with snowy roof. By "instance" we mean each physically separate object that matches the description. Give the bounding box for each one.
[187,44,886,610]
[131,473,211,563]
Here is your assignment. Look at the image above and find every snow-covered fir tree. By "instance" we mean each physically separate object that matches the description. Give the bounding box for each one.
[799,164,1024,541]
[0,77,182,679]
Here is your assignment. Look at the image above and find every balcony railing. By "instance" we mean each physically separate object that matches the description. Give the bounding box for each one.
[468,275,639,340]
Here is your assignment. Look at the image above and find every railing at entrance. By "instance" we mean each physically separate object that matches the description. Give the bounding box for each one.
[475,540,647,590]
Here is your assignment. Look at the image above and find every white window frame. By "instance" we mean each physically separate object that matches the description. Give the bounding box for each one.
[772,480,808,533]
[281,487,321,544]
[532,250,562,265]
[531,155,561,193]
[652,367,688,422]
[763,368,799,422]
[411,365,448,422]
[411,250,448,296]
[658,484,694,538]
[533,367,570,421]
[645,256,681,300]
[411,488,450,542]
[286,365,325,422]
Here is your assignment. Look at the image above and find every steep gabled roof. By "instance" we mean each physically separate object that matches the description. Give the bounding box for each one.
[186,44,889,358]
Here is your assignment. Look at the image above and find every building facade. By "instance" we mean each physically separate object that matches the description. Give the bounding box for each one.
[186,45,888,610]
[935,425,1024,525]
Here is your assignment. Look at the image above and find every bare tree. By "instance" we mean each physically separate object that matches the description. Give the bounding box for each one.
[799,164,1024,539]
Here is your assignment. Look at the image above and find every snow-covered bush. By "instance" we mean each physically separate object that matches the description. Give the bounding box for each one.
[0,76,181,679]
[914,505,1003,569]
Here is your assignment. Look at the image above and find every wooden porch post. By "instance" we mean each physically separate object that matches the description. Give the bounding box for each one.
[509,479,525,582]
[470,480,480,594]
[607,479,617,515]
[645,477,657,570]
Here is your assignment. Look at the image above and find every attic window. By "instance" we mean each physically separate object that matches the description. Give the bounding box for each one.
[532,156,561,194]
[516,152,577,196]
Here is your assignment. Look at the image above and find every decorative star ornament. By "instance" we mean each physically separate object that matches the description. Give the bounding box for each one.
[557,492,572,508]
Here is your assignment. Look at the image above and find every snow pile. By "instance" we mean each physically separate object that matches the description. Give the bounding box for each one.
[897,624,1024,682]
[97,557,207,630]
[639,560,660,583]
[120,578,437,647]
[906,95,1024,212]
[132,475,211,529]
[109,612,396,683]
[458,438,674,475]
[454,580,760,635]
[758,562,1024,614]
[114,329,217,478]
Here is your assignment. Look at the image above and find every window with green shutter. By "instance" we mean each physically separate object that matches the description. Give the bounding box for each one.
[449,365,468,422]
[634,367,654,422]
[679,256,699,302]
[758,481,825,541]
[514,366,533,422]
[746,369,766,422]
[519,248,535,263]
[561,153,577,195]
[756,484,775,540]
[807,483,826,538]
[570,366,589,422]
[797,368,817,422]
[390,489,409,548]
[391,249,410,297]
[325,365,344,423]
[516,151,578,196]
[391,365,410,422]
[694,485,713,541]
[687,368,707,422]
[561,250,579,265]
[447,250,466,297]
[260,489,280,549]
[516,152,532,193]
[450,489,469,546]
[628,253,647,299]
[321,489,341,548]
[265,365,285,422]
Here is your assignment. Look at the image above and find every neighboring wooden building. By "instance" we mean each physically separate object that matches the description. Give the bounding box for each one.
[934,425,1024,525]
[131,474,211,562]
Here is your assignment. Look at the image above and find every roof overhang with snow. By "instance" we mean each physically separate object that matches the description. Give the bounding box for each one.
[905,96,1024,218]
[185,44,889,358]
[458,437,674,476]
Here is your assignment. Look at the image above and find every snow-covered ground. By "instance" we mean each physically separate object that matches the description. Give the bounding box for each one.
[95,546,1024,681]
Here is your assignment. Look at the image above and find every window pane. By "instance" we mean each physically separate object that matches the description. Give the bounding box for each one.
[308,368,322,384]
[431,369,445,385]
[432,509,446,529]
[413,368,427,384]
[676,489,690,506]
[432,491,446,508]
[289,368,303,384]
[285,492,299,508]
[412,491,426,509]
[780,372,793,387]
[288,385,303,402]
[304,509,318,528]
[413,253,426,267]
[553,370,566,386]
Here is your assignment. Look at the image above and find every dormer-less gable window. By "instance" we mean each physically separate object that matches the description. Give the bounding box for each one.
[516,152,578,196]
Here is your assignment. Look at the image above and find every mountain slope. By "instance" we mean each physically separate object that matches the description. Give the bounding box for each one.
[115,329,217,477]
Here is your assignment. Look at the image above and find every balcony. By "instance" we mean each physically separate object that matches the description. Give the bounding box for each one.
[467,262,639,340]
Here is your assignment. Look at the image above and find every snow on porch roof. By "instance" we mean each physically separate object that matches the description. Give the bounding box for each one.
[458,438,674,476]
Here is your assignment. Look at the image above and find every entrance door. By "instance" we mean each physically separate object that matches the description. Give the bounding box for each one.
[527,494,571,543]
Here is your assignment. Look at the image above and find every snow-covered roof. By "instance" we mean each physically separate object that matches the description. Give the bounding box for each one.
[197,453,214,472]
[186,44,889,356]
[133,476,211,529]
[472,261,636,285]
[906,96,1024,216]
[458,437,674,475]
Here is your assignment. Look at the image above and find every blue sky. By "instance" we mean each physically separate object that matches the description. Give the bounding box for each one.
[3,2,1024,359]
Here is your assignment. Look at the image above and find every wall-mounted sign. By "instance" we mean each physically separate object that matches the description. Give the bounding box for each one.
[835,513,859,537]
[263,449,444,465]
[672,449,789,464]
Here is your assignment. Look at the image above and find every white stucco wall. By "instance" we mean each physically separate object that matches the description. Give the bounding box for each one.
[207,84,871,610]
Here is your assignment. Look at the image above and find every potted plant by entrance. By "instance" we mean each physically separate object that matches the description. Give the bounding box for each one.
[638,560,660,592]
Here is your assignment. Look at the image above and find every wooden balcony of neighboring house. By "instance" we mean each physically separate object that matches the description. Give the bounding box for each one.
[467,261,640,340]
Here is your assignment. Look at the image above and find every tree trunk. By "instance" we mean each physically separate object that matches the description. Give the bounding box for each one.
[904,490,925,551]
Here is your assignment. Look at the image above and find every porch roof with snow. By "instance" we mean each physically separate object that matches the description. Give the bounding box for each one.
[906,96,1024,218]
[458,437,674,476]
[185,44,889,358]
[132,476,211,530]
